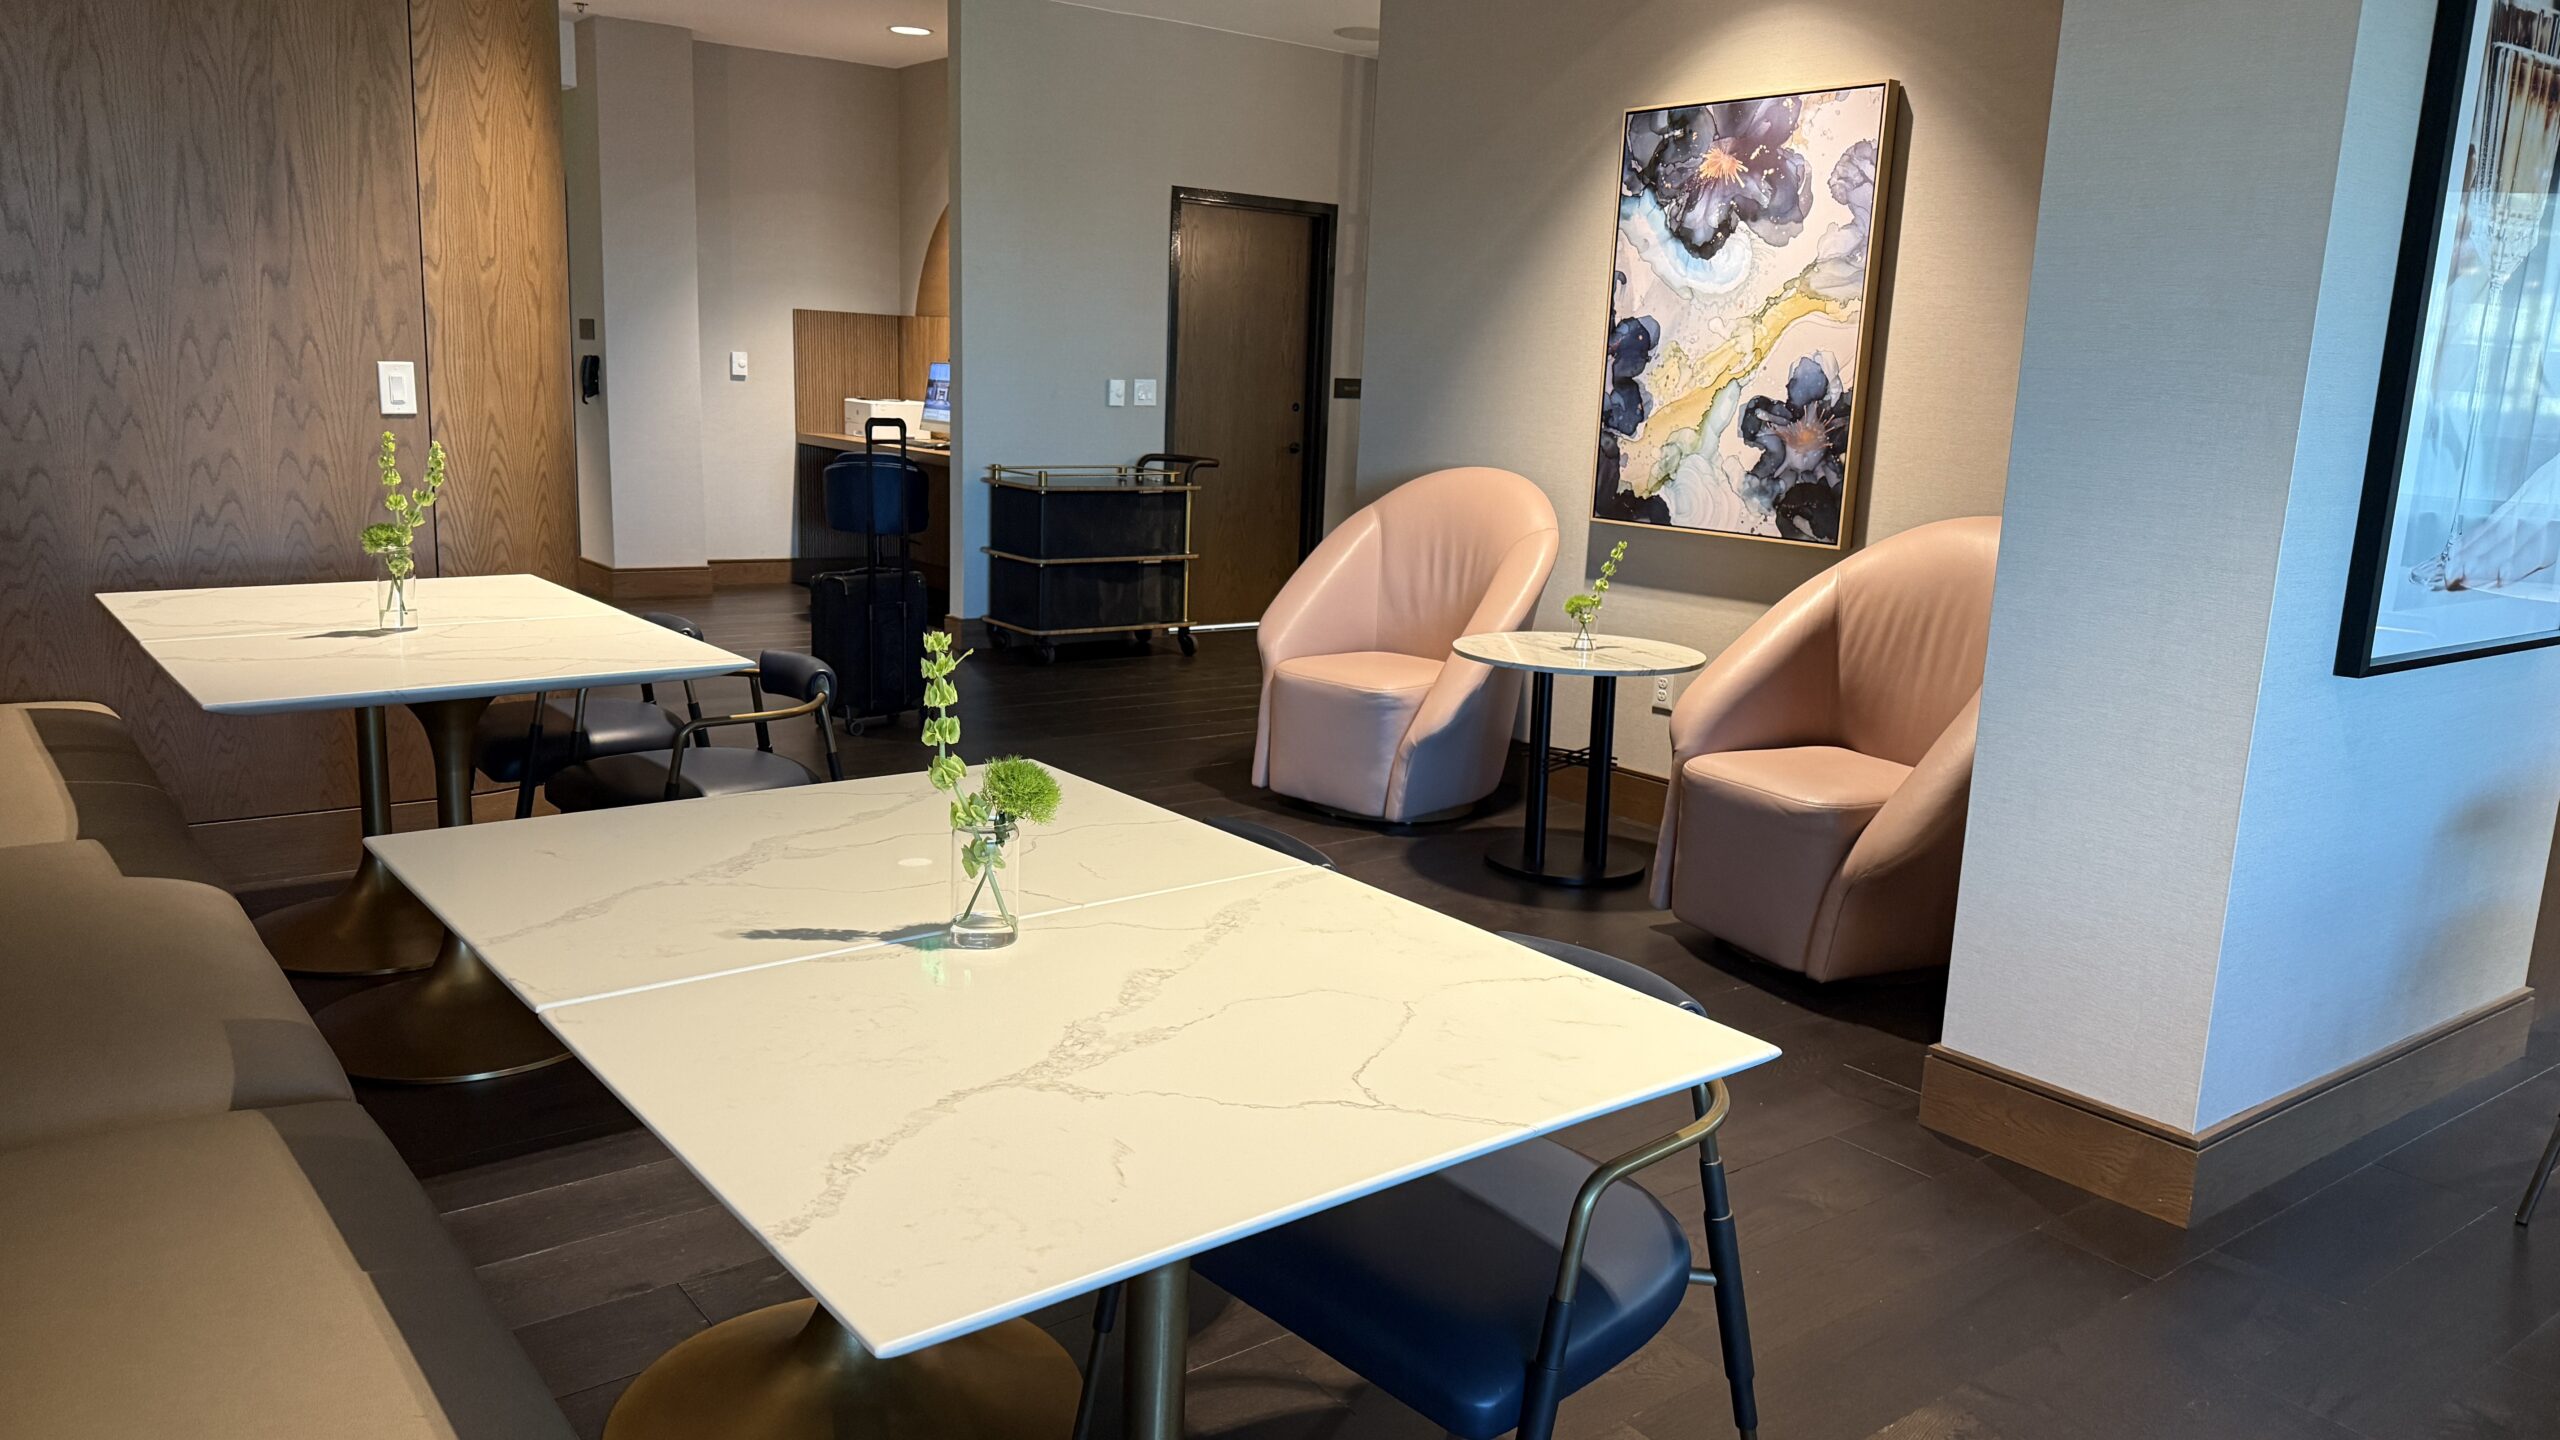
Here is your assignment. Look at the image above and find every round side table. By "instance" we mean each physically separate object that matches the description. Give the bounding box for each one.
[1454,630,1707,888]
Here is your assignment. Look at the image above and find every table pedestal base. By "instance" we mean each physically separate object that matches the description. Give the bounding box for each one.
[1487,833,1653,889]
[316,932,569,1084]
[260,705,443,975]
[256,851,445,976]
[603,1301,1079,1440]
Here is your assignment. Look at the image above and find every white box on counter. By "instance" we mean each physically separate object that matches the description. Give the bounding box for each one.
[844,398,926,433]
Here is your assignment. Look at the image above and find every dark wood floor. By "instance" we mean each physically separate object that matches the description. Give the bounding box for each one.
[274,587,2560,1440]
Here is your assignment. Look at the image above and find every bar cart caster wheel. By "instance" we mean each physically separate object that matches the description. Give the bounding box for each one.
[1177,629,1197,657]
[986,625,1012,651]
[1128,629,1153,651]
[1036,641,1059,665]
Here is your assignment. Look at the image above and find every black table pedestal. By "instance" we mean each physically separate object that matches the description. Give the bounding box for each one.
[1487,672,1651,889]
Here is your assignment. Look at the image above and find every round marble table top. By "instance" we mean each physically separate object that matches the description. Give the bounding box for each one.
[1454,630,1708,678]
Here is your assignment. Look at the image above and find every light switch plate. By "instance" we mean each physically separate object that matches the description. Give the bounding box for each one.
[376,360,418,416]
[1107,378,1127,407]
[729,351,749,380]
[1133,378,1158,407]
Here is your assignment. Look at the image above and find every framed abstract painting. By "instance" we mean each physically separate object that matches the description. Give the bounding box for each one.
[2341,0,2560,675]
[1595,81,1898,548]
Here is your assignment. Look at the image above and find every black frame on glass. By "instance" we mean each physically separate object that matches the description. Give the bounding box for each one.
[1164,186,1337,562]
[2337,0,2545,676]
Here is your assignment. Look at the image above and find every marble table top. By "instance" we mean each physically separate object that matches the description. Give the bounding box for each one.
[365,769,1304,1010]
[379,768,1780,1359]
[1455,630,1709,678]
[98,575,745,715]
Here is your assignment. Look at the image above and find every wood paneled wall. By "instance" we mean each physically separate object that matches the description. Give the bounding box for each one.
[413,0,578,584]
[0,0,575,831]
[792,309,950,434]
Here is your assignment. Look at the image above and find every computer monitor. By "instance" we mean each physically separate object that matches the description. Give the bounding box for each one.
[922,361,951,429]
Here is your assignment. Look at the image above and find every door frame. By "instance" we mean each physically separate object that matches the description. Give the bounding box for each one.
[1164,186,1338,563]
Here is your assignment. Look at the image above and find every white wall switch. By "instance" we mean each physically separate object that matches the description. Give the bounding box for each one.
[376,360,418,416]
[729,350,749,380]
[1107,378,1127,407]
[1133,378,1158,407]
[1652,677,1675,713]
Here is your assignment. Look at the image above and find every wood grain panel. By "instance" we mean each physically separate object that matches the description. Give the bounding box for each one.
[0,0,442,824]
[791,310,905,434]
[899,315,950,403]
[412,0,577,584]
[1170,203,1316,624]
[915,207,950,317]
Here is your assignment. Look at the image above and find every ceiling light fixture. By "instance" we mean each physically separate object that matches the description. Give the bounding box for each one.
[888,24,933,36]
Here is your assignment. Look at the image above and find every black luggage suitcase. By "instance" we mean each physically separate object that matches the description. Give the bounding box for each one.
[810,565,929,732]
[810,418,931,732]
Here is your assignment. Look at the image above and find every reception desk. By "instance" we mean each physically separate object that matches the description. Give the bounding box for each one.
[792,432,951,591]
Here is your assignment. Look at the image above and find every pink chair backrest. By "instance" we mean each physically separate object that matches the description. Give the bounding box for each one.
[1831,515,2002,766]
[1365,468,1560,660]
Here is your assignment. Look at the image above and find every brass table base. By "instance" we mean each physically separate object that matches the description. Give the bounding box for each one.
[604,1301,1080,1440]
[262,705,442,975]
[315,933,568,1084]
[256,851,445,976]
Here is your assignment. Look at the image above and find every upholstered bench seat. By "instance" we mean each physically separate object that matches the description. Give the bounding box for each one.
[0,700,223,885]
[0,840,347,1151]
[0,1101,573,1439]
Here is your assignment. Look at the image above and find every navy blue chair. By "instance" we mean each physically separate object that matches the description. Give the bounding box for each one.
[1070,933,1759,1440]
[474,611,709,817]
[1202,815,1336,870]
[545,651,843,810]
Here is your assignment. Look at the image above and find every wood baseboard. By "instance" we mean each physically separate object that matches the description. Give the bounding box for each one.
[574,558,714,602]
[709,558,792,588]
[190,786,531,894]
[1920,988,2536,1225]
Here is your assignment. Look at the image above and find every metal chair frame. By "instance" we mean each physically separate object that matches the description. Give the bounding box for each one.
[1069,1068,1758,1440]
[2520,1109,2560,1226]
[651,665,841,802]
[511,678,709,818]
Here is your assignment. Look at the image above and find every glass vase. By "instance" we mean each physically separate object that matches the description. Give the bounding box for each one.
[950,820,1021,949]
[1571,617,1596,651]
[377,570,420,631]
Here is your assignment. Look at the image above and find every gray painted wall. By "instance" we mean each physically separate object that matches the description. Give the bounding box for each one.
[1946,0,2560,1131]
[1356,0,2063,774]
[949,0,1376,616]
[694,43,909,562]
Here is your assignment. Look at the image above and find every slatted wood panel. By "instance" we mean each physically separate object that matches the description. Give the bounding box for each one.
[790,311,906,435]
[898,315,951,404]
[412,0,578,584]
[0,0,442,823]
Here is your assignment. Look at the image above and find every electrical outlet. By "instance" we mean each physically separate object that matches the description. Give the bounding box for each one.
[1133,378,1158,407]
[1107,378,1127,407]
[1652,677,1674,713]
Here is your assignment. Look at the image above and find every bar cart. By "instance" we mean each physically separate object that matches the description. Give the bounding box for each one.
[981,453,1217,663]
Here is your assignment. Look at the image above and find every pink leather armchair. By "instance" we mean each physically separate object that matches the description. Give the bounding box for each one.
[1652,516,2001,980]
[1254,468,1560,821]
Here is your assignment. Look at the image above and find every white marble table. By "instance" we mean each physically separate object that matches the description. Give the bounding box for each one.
[373,769,1780,1439]
[1454,630,1708,889]
[99,574,746,1081]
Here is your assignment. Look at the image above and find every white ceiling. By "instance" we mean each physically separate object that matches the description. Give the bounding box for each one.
[556,0,1380,69]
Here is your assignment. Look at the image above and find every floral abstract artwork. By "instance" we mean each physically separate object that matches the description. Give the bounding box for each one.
[1596,84,1895,547]
[2343,0,2560,674]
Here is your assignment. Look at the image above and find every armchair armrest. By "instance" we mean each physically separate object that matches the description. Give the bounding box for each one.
[1806,692,1980,980]
[1388,527,1560,816]
[1649,578,1840,907]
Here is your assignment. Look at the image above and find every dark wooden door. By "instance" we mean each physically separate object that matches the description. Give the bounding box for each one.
[1170,201,1320,626]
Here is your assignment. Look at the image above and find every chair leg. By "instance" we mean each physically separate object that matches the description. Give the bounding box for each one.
[1070,1283,1123,1440]
[2519,1110,2560,1226]
[1696,1131,1759,1440]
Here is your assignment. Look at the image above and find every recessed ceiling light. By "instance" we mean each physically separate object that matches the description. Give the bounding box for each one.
[1333,25,1380,42]
[888,24,933,36]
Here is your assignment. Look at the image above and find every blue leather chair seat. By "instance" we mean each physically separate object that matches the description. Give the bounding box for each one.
[1195,1135,1692,1440]
[544,747,822,810]
[474,696,681,784]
